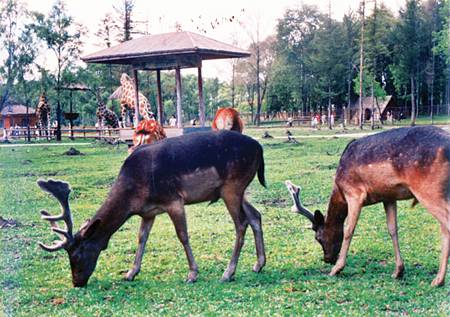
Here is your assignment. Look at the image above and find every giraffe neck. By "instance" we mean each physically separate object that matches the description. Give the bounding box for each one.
[98,102,106,115]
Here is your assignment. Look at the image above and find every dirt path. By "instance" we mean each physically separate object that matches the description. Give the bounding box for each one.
[0,142,91,148]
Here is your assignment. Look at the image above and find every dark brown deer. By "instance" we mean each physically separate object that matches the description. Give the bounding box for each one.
[37,130,266,287]
[285,126,450,286]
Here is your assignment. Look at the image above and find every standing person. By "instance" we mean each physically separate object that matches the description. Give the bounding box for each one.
[311,113,316,128]
[169,115,177,127]
[286,116,293,127]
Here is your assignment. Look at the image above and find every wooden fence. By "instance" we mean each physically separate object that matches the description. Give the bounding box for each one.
[1,126,124,141]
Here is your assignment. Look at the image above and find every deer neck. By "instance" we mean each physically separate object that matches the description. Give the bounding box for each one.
[87,190,132,250]
[325,185,348,227]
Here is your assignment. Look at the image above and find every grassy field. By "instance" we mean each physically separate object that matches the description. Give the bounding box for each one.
[1,127,450,316]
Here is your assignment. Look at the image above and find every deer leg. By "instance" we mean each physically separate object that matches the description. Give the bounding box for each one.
[221,193,248,282]
[329,199,362,276]
[242,199,266,273]
[408,188,450,286]
[167,204,198,283]
[431,224,450,287]
[125,216,155,281]
[383,201,405,279]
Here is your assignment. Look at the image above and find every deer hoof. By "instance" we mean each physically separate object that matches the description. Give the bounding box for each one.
[252,258,266,273]
[186,271,198,283]
[252,264,262,273]
[329,266,343,276]
[220,272,235,282]
[220,276,235,283]
[125,270,138,281]
[431,277,445,287]
[391,265,404,279]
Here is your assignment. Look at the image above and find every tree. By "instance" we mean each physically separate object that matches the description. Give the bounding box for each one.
[275,5,325,115]
[310,5,347,129]
[95,13,120,96]
[0,0,25,107]
[114,0,134,42]
[433,0,449,114]
[15,25,37,141]
[342,11,360,126]
[234,35,275,123]
[113,0,148,43]
[391,0,426,126]
[96,13,115,48]
[365,2,396,127]
[358,0,366,129]
[31,0,84,141]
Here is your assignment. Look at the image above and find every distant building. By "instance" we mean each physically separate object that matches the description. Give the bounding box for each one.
[348,96,397,124]
[0,104,37,129]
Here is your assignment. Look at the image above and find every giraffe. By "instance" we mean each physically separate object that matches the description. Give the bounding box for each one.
[118,73,154,128]
[94,90,119,129]
[35,92,51,138]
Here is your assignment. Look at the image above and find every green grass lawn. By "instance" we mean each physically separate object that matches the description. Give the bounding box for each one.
[1,129,449,316]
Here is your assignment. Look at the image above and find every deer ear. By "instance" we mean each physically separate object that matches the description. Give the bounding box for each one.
[80,218,101,239]
[313,210,324,227]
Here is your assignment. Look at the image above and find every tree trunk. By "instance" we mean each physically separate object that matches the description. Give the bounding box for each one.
[328,84,332,130]
[24,80,31,142]
[371,82,375,130]
[345,63,352,128]
[359,0,365,130]
[430,55,435,124]
[56,61,62,141]
[410,75,416,126]
[254,45,261,126]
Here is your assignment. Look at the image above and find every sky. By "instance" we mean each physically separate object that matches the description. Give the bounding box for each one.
[23,0,404,81]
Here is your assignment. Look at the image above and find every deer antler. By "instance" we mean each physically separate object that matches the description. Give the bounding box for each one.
[285,180,315,224]
[37,179,74,252]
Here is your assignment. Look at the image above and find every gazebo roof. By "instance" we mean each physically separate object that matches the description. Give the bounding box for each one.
[82,31,250,69]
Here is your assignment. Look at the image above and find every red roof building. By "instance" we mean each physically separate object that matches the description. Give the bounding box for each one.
[1,104,37,129]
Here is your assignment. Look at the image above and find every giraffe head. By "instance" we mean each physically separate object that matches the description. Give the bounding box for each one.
[39,92,48,107]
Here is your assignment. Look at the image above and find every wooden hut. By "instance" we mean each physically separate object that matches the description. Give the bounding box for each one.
[0,104,36,129]
[349,95,396,124]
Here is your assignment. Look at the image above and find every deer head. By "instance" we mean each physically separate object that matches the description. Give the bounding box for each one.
[37,179,103,287]
[285,180,343,264]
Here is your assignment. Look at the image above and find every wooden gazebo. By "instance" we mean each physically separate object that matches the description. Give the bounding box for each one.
[82,31,250,128]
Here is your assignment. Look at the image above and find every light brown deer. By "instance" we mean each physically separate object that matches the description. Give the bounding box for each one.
[286,126,450,286]
[211,108,244,133]
[37,130,266,287]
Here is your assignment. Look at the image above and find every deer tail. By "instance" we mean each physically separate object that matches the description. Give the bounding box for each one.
[257,147,266,188]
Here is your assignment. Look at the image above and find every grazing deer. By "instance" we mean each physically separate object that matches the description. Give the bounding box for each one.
[37,130,266,287]
[285,126,450,286]
[211,108,244,133]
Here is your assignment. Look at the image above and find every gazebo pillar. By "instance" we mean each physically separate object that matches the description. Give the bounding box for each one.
[198,64,205,127]
[133,69,140,127]
[156,70,164,125]
[175,66,183,128]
